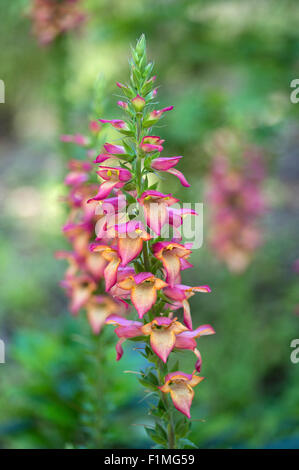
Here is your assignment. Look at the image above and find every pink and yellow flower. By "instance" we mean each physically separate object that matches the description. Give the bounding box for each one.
[143,106,173,126]
[61,133,89,146]
[115,220,152,266]
[118,101,129,110]
[90,244,121,291]
[141,317,187,362]
[87,167,132,202]
[207,152,265,273]
[138,190,179,235]
[159,372,204,418]
[61,274,96,315]
[105,314,143,360]
[99,119,129,131]
[164,284,211,329]
[117,272,167,318]
[30,0,85,46]
[103,143,126,155]
[140,136,164,153]
[86,295,127,334]
[152,241,192,286]
[175,324,215,372]
[151,156,190,187]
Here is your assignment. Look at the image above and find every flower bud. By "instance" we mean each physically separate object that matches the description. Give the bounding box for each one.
[131,95,146,112]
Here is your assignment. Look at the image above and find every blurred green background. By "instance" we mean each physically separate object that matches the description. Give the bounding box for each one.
[0,0,298,449]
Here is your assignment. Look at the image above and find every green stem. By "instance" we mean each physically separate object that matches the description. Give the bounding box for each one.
[142,241,151,272]
[135,114,143,197]
[157,359,176,449]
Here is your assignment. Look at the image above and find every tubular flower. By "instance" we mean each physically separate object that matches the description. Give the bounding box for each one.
[167,207,198,228]
[61,133,89,146]
[152,241,192,286]
[118,272,167,318]
[207,151,265,273]
[175,324,216,372]
[62,222,91,258]
[103,143,126,155]
[86,295,127,335]
[138,190,179,235]
[151,156,190,187]
[29,0,85,46]
[143,106,173,127]
[90,245,121,291]
[164,284,212,329]
[167,207,198,239]
[140,136,164,153]
[87,167,132,202]
[115,220,152,266]
[159,372,204,418]
[118,101,129,110]
[57,123,127,335]
[99,119,129,131]
[105,315,143,360]
[141,317,187,362]
[61,275,97,315]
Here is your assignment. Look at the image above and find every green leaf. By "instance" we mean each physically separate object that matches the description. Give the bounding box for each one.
[148,181,159,190]
[155,423,168,441]
[138,378,158,391]
[145,427,167,446]
[175,418,190,438]
[177,438,198,449]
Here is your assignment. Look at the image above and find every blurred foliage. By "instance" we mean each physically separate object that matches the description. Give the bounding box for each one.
[0,0,299,449]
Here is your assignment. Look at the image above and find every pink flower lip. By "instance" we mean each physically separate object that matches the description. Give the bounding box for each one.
[151,156,183,171]
[60,134,89,146]
[96,166,132,182]
[94,154,112,164]
[89,120,101,133]
[133,272,154,285]
[67,159,92,172]
[115,220,146,234]
[116,82,128,89]
[138,189,179,205]
[64,172,88,186]
[153,316,173,326]
[140,135,165,153]
[118,101,128,109]
[164,371,193,383]
[103,143,126,155]
[149,106,174,119]
[99,119,128,130]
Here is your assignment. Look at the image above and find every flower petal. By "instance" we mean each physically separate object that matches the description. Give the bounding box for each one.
[167,168,190,187]
[151,156,183,171]
[148,328,176,362]
[180,324,215,338]
[116,338,125,360]
[87,303,108,334]
[131,283,157,318]
[161,251,181,286]
[194,348,202,373]
[87,180,118,202]
[182,299,192,329]
[118,236,144,266]
[169,382,194,418]
[104,256,121,291]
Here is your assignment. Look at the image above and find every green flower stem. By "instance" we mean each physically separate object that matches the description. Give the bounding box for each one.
[157,359,176,449]
[142,243,151,272]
